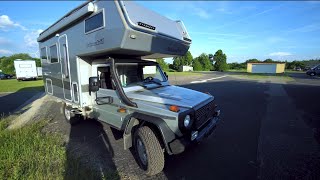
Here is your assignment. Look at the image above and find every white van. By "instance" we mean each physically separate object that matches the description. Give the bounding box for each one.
[14,60,38,80]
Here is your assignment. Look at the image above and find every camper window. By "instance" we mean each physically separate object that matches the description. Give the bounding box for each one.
[85,11,104,34]
[40,47,47,61]
[49,44,59,63]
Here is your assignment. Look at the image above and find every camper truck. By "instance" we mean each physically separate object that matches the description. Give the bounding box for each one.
[38,0,220,175]
[14,60,38,80]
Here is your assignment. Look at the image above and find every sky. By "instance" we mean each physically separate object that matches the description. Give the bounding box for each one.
[0,1,320,63]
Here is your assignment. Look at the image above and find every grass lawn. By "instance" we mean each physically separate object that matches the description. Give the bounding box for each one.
[227,69,247,73]
[0,116,119,180]
[285,70,305,73]
[166,71,202,76]
[0,79,44,93]
[231,72,295,81]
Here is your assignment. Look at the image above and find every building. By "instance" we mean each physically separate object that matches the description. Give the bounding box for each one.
[179,65,193,72]
[247,63,285,74]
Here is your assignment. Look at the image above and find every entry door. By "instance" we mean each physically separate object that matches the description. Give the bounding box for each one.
[59,35,72,101]
[92,64,127,129]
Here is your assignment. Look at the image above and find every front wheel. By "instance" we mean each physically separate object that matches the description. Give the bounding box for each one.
[134,126,164,176]
[310,72,316,76]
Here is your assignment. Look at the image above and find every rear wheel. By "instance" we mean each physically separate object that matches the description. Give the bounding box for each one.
[310,72,316,76]
[134,126,164,176]
[63,103,81,125]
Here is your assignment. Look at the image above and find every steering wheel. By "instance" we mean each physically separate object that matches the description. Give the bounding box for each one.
[144,76,154,82]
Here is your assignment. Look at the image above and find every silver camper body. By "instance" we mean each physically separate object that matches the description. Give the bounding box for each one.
[38,0,220,175]
[38,0,191,107]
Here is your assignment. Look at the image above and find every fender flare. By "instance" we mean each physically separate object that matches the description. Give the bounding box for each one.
[123,112,177,155]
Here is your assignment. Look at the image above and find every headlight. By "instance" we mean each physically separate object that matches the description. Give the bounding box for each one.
[184,115,191,128]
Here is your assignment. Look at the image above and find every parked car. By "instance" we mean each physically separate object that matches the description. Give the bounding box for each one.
[0,72,13,79]
[294,67,302,71]
[303,67,311,71]
[306,64,320,76]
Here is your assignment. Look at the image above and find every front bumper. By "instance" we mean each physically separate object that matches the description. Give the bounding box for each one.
[168,115,220,154]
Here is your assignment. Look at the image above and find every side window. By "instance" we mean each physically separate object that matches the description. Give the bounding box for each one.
[143,65,163,81]
[97,66,113,90]
[49,44,58,63]
[85,11,104,34]
[40,47,47,61]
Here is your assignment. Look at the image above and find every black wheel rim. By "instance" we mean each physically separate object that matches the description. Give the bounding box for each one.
[136,138,148,166]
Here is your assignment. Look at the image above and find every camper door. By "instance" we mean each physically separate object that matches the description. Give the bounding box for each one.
[91,64,127,129]
[58,35,72,101]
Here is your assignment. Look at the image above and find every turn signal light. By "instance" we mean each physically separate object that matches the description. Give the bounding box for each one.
[117,107,127,113]
[169,105,180,112]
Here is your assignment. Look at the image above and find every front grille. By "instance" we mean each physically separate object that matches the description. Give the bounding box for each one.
[194,101,215,129]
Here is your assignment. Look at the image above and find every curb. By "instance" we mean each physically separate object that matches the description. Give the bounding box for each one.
[14,91,46,113]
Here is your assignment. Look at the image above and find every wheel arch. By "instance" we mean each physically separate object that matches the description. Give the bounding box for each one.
[123,112,177,155]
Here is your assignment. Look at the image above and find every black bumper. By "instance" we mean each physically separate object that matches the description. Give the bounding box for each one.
[168,115,220,154]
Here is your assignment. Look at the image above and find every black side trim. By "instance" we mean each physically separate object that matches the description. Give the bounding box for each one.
[131,112,177,155]
[107,58,137,108]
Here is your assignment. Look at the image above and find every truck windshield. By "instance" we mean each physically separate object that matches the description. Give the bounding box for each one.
[116,64,166,87]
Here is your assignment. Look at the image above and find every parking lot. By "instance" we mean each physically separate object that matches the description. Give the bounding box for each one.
[1,72,319,179]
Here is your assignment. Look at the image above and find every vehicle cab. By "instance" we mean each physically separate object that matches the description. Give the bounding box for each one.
[82,57,220,175]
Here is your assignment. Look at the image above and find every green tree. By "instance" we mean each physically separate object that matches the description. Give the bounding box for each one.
[213,50,228,71]
[245,59,260,63]
[156,58,168,71]
[33,58,41,67]
[192,59,203,71]
[228,62,246,69]
[264,58,273,63]
[172,51,193,70]
[193,53,212,71]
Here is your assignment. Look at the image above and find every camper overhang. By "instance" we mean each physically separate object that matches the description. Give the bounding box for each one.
[37,1,95,42]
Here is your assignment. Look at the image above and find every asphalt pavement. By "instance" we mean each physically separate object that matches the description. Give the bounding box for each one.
[0,91,40,116]
[2,71,319,179]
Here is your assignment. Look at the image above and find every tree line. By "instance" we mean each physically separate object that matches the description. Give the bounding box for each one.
[157,49,228,72]
[156,50,320,72]
[0,53,41,75]
[228,58,320,70]
[1,52,319,75]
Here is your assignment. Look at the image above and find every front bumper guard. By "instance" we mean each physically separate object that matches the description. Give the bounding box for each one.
[169,114,220,154]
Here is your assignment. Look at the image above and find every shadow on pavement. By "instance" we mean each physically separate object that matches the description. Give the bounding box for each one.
[64,119,120,179]
[162,79,320,179]
[0,86,44,117]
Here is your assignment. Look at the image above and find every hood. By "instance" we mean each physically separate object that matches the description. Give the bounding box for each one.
[126,85,213,108]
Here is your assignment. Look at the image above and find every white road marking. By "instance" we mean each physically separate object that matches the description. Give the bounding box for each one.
[190,75,227,84]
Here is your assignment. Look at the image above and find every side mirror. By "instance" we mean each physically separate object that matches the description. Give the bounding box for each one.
[89,76,99,93]
[96,96,113,105]
[164,72,168,79]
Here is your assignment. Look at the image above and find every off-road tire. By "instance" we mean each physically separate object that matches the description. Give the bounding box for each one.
[63,103,81,125]
[134,126,165,176]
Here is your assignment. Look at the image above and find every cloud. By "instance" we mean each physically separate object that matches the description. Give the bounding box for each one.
[0,49,13,55]
[24,29,43,48]
[288,23,320,33]
[269,52,292,56]
[266,37,286,44]
[193,7,211,19]
[211,4,283,30]
[0,15,27,31]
